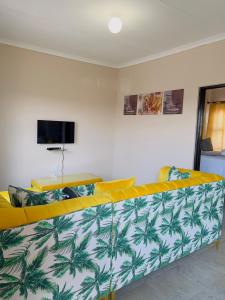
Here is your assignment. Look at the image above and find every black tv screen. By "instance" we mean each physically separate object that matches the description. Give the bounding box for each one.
[37,120,75,144]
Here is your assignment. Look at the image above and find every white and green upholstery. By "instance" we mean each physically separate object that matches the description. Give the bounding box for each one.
[111,180,225,291]
[0,174,224,299]
[0,203,113,300]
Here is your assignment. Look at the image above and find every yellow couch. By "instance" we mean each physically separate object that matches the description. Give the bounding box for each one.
[0,166,222,230]
[0,167,224,300]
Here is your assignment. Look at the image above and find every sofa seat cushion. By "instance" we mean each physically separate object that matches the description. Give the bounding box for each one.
[95,177,136,194]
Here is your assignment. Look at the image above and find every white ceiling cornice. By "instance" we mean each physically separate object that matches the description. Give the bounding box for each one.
[118,33,225,68]
[0,38,117,68]
[1,33,225,70]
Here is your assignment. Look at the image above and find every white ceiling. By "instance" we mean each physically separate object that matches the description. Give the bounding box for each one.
[0,0,225,68]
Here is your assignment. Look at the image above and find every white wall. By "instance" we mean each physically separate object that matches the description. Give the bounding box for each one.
[113,40,225,184]
[0,44,117,189]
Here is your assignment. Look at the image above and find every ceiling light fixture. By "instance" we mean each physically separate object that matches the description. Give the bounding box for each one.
[108,17,122,34]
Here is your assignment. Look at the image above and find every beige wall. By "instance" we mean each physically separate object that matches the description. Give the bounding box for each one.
[113,40,225,184]
[0,44,117,189]
[1,40,225,189]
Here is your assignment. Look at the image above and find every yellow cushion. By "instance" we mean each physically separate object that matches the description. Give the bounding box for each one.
[0,191,10,203]
[0,195,12,208]
[95,177,136,194]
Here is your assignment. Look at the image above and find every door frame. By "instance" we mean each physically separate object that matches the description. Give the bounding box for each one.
[194,83,225,170]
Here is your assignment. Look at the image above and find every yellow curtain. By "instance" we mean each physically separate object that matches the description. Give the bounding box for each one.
[206,102,225,151]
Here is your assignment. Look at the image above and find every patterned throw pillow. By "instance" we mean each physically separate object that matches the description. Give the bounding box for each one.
[168,166,191,181]
[70,184,95,196]
[62,187,81,199]
[8,186,70,207]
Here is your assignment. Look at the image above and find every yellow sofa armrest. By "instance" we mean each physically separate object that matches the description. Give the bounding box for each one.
[158,166,210,182]
[0,194,111,230]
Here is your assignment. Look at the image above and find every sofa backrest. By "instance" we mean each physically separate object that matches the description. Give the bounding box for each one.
[1,168,224,299]
[0,199,113,300]
[109,175,225,291]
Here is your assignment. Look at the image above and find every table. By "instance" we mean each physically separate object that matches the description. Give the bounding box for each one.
[31,173,102,191]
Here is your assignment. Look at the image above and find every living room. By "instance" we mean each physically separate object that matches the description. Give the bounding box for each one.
[1,1,225,300]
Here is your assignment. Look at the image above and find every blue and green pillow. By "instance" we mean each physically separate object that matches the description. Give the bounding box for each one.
[168,166,191,181]
[8,186,80,207]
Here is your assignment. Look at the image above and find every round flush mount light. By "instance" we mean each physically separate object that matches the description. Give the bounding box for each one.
[108,17,122,34]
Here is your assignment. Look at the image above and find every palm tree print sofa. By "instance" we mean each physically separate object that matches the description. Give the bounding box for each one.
[0,167,224,299]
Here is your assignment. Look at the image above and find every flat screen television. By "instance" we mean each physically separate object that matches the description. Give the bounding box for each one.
[37,120,75,144]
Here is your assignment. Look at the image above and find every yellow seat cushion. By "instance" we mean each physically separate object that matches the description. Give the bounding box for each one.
[95,177,136,194]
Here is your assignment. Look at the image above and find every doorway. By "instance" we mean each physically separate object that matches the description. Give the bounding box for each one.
[194,83,225,174]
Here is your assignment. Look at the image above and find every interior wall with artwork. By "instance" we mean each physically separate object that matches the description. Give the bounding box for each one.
[113,39,225,184]
[124,89,184,116]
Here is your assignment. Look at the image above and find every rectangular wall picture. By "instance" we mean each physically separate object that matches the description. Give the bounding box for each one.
[163,89,184,114]
[123,95,138,115]
[137,92,163,115]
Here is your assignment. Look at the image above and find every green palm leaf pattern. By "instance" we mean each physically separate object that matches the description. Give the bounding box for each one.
[0,247,54,299]
[132,214,159,246]
[78,266,111,299]
[112,180,225,291]
[215,181,225,196]
[121,197,148,223]
[71,184,95,196]
[197,184,213,203]
[193,225,209,247]
[202,200,219,221]
[160,208,182,236]
[152,192,173,214]
[50,233,97,277]
[118,252,146,284]
[211,223,222,240]
[182,202,202,228]
[51,189,68,200]
[0,180,224,299]
[173,231,191,257]
[0,203,112,299]
[149,241,170,267]
[176,187,195,207]
[1,246,29,275]
[30,216,74,249]
[0,229,24,268]
[79,205,112,235]
[42,283,75,300]
[112,221,133,259]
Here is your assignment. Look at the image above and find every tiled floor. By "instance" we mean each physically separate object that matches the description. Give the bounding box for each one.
[117,219,225,300]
